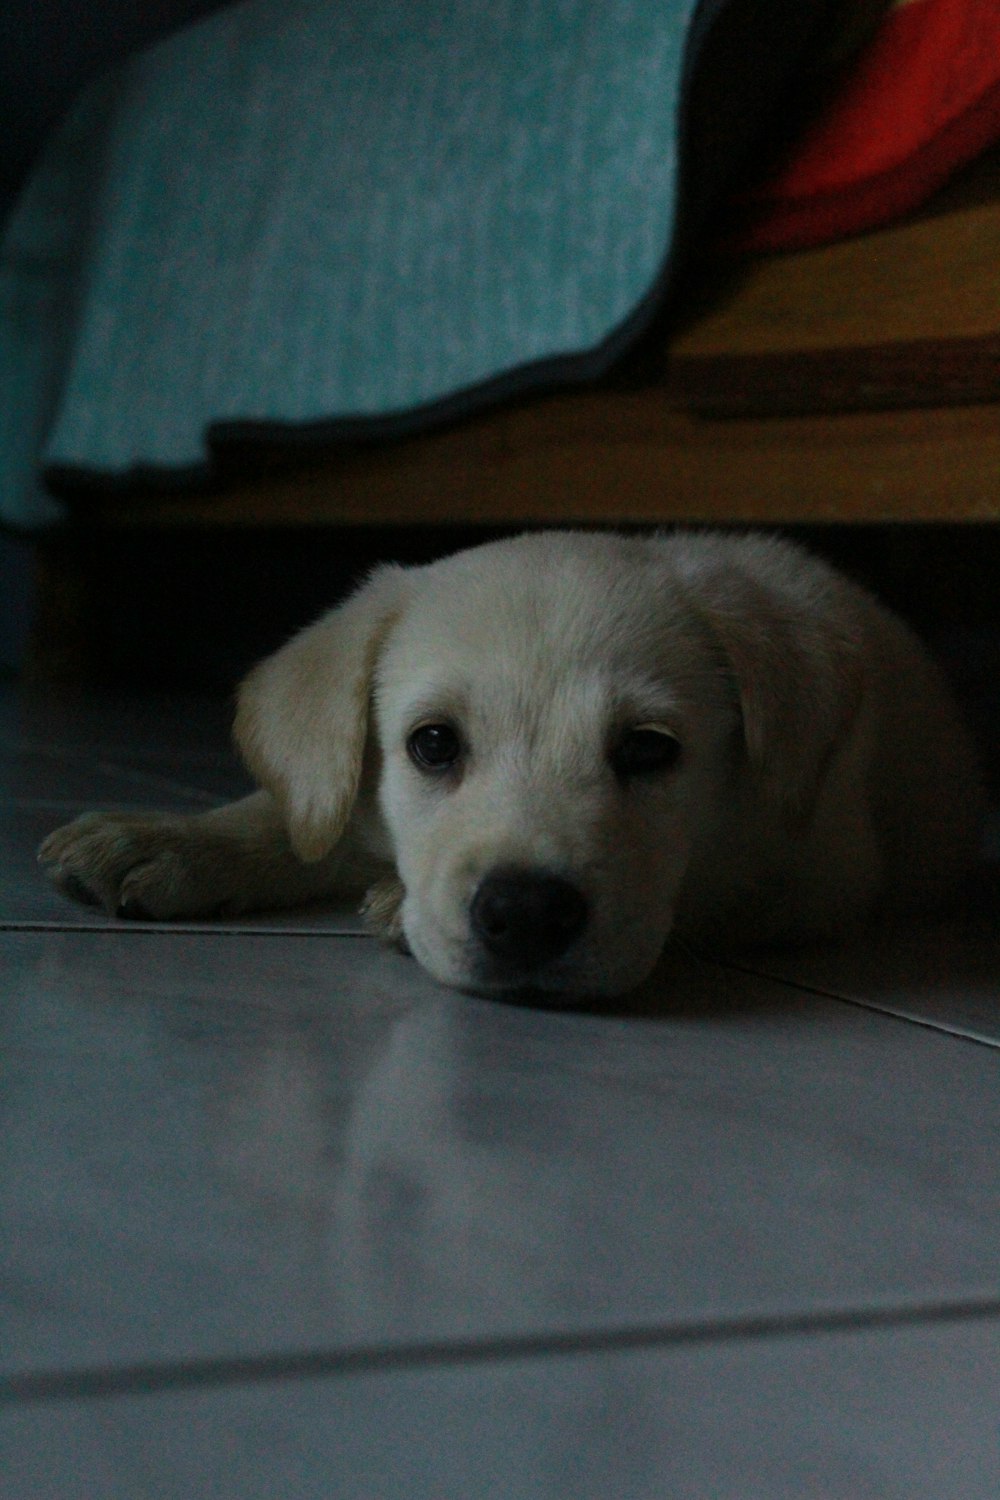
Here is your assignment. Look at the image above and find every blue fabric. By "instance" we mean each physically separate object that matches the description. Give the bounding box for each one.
[0,0,827,527]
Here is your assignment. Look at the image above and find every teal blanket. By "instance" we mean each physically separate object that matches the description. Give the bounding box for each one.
[0,0,830,527]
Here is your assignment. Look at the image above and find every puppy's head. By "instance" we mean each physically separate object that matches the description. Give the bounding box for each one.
[235,531,858,999]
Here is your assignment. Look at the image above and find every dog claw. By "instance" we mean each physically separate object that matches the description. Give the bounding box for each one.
[116,894,154,921]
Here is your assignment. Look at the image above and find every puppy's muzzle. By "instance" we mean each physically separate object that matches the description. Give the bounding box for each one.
[469,868,588,972]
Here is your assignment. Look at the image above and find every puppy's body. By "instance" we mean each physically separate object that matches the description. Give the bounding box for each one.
[41,531,983,999]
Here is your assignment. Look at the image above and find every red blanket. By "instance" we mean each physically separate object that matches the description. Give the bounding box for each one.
[740,0,1000,250]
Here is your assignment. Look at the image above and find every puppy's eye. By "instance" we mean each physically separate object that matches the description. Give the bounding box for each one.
[407,722,462,772]
[611,725,682,779]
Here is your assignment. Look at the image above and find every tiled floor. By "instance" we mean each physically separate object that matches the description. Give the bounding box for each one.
[3,685,999,1498]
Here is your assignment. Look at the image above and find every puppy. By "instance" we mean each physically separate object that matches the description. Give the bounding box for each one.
[40,531,983,999]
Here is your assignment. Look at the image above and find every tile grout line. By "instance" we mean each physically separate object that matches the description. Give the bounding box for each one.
[721,961,1000,1053]
[0,921,371,938]
[4,1293,1000,1407]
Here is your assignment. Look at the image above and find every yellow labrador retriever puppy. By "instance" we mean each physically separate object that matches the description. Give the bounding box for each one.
[40,531,982,999]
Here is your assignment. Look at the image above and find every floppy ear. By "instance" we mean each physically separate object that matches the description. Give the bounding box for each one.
[234,564,406,861]
[692,557,863,817]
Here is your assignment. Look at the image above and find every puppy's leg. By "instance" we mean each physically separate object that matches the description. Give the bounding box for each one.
[38,790,378,920]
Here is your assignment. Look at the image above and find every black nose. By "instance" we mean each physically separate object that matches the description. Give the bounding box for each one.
[469,869,588,970]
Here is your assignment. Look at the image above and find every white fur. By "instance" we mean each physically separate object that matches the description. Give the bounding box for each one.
[40,531,983,999]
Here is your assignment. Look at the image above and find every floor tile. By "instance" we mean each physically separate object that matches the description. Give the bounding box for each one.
[0,683,251,811]
[0,739,249,808]
[740,904,1000,1047]
[0,747,248,810]
[4,1314,998,1499]
[0,689,236,760]
[4,930,999,1380]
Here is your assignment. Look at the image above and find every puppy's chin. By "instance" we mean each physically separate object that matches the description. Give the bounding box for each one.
[411,933,665,1008]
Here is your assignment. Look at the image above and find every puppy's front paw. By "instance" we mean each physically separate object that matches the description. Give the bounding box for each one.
[360,875,407,949]
[39,811,219,920]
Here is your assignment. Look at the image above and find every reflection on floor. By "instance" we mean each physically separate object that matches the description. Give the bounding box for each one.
[3,687,998,1499]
